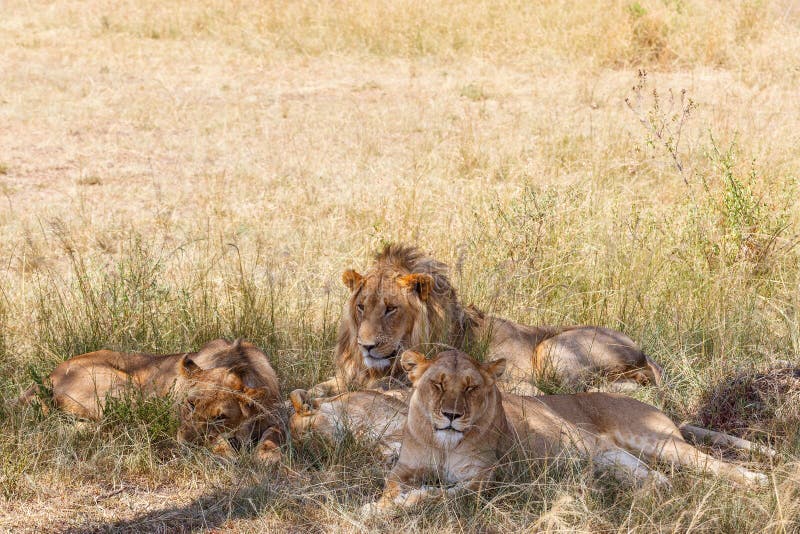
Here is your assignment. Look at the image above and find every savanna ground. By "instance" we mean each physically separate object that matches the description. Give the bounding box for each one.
[1,0,800,531]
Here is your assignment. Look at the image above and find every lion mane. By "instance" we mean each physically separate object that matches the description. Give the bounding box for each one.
[332,244,473,392]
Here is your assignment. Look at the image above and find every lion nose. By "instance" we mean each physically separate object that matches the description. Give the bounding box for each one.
[441,411,462,422]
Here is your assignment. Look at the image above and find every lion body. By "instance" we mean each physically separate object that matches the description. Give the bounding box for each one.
[28,349,186,420]
[367,350,767,511]
[19,339,284,461]
[315,244,662,397]
[478,314,663,393]
[289,389,408,462]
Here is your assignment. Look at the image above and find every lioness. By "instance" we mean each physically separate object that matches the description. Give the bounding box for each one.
[289,388,407,463]
[18,339,284,461]
[311,244,662,397]
[366,349,769,512]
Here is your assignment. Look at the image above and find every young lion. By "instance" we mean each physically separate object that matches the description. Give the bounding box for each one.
[365,350,769,512]
[18,339,285,461]
[289,388,407,463]
[311,244,663,398]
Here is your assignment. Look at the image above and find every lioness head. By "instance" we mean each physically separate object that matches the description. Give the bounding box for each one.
[176,356,272,449]
[341,265,434,371]
[401,349,506,449]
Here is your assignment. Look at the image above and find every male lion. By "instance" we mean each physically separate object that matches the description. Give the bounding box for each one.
[18,339,284,461]
[311,244,663,396]
[365,350,770,512]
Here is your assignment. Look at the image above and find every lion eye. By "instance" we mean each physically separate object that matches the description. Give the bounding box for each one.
[432,381,444,391]
[356,303,364,313]
[465,385,477,394]
[384,305,396,316]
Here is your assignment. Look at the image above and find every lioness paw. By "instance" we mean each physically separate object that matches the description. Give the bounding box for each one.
[254,443,282,465]
[359,501,387,518]
[209,436,237,459]
[393,487,443,507]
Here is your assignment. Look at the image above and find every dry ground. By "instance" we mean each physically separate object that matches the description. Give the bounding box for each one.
[1,1,800,532]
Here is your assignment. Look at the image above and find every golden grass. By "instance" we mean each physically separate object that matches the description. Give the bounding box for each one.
[1,0,799,531]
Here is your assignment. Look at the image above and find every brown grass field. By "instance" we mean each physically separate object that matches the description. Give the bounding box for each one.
[1,0,800,531]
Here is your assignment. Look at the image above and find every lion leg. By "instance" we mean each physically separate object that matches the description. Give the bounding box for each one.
[592,447,670,487]
[288,389,321,443]
[377,440,402,467]
[380,388,410,401]
[388,485,444,508]
[623,434,768,487]
[362,465,428,515]
[364,459,468,516]
[679,423,777,459]
[567,427,668,487]
[364,471,489,516]
[361,486,442,517]
[209,435,237,459]
[306,377,341,398]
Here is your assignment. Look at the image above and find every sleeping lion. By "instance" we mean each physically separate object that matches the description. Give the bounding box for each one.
[18,339,285,461]
[325,350,770,513]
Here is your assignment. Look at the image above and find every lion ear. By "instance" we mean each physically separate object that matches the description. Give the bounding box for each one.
[289,389,313,415]
[400,350,431,384]
[342,269,364,292]
[180,355,201,377]
[397,273,433,301]
[483,358,507,382]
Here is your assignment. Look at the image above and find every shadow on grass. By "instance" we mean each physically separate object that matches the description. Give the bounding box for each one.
[82,438,386,533]
[81,479,322,533]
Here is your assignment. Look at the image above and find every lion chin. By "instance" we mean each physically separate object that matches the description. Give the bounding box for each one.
[362,353,394,370]
[433,428,464,449]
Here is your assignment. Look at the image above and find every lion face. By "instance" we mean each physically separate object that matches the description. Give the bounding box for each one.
[401,349,506,449]
[341,268,433,371]
[176,358,268,448]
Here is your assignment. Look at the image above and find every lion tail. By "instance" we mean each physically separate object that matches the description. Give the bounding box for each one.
[15,383,42,408]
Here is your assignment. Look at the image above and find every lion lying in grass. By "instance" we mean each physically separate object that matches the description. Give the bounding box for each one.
[289,388,407,464]
[18,339,284,462]
[355,350,770,512]
[312,244,662,397]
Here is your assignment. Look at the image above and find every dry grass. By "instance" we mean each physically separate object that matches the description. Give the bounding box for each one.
[1,0,800,531]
